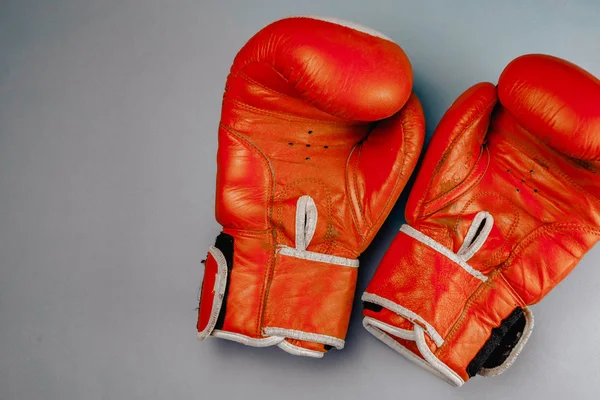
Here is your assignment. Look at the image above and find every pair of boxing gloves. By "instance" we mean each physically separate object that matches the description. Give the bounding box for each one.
[196,16,600,386]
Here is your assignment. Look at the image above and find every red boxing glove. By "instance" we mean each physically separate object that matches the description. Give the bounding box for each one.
[197,16,425,358]
[362,54,600,384]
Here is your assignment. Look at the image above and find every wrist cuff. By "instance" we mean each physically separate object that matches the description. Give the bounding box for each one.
[197,195,358,356]
[363,214,533,385]
[262,195,358,351]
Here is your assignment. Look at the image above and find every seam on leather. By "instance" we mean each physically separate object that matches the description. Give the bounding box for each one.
[501,133,600,205]
[236,69,365,128]
[500,223,600,276]
[362,117,408,244]
[345,144,366,243]
[434,271,498,357]
[222,227,272,234]
[422,148,490,217]
[435,267,523,361]
[230,62,367,258]
[237,70,298,98]
[227,99,361,126]
[418,98,497,217]
[231,62,362,124]
[438,222,600,355]
[352,145,366,227]
[220,125,277,337]
[328,240,357,260]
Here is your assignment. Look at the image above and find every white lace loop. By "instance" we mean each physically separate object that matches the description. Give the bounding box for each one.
[400,211,491,282]
[295,195,318,251]
[278,195,359,267]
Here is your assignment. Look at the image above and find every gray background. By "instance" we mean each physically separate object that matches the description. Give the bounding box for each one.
[1,1,600,399]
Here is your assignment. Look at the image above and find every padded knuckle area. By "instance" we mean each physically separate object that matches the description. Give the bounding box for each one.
[497,54,600,160]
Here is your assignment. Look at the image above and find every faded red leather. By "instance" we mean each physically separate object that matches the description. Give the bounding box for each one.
[363,54,600,384]
[196,16,425,357]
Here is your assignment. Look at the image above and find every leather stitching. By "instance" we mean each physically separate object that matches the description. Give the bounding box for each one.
[422,148,490,217]
[352,145,366,235]
[237,70,296,98]
[362,118,408,245]
[227,99,359,126]
[346,145,364,244]
[437,222,600,359]
[418,98,497,217]
[275,178,336,255]
[500,223,600,273]
[501,134,600,205]
[454,191,520,268]
[229,66,361,126]
[219,124,275,337]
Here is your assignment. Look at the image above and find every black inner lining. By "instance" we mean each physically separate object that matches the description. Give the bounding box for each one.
[363,302,383,312]
[466,308,526,377]
[214,232,234,330]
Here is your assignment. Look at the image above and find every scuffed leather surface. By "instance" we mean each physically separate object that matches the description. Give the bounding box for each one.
[198,16,425,354]
[365,54,600,380]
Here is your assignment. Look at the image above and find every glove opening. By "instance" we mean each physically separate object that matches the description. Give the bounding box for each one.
[467,307,533,378]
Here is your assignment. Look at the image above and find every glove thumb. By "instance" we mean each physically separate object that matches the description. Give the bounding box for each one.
[405,82,498,221]
[347,93,425,243]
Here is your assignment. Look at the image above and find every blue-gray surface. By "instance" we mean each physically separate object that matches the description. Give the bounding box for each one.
[1,1,600,399]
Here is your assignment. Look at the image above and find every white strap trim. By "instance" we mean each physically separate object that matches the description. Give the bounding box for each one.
[400,224,488,282]
[209,330,285,347]
[263,327,345,350]
[277,195,358,268]
[210,329,337,358]
[479,307,534,377]
[363,317,464,387]
[197,246,228,340]
[278,246,358,267]
[362,293,464,386]
[362,316,416,341]
[278,340,325,358]
[362,292,444,347]
[413,325,464,387]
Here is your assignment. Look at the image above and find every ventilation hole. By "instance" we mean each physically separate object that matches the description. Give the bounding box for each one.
[288,142,293,146]
[306,144,311,147]
[324,146,329,149]
[308,130,313,134]
[507,170,511,173]
[305,157,310,161]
